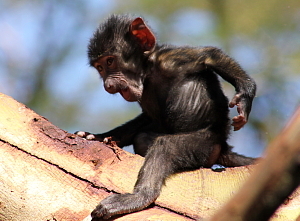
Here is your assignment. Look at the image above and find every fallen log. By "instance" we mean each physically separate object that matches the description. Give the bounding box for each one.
[0,93,299,221]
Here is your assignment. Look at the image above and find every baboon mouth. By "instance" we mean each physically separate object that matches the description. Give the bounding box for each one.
[119,88,134,101]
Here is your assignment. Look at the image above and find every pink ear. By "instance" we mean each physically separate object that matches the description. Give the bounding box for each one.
[130,17,156,51]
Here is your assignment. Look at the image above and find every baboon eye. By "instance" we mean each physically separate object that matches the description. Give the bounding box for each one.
[107,57,114,66]
[97,65,103,72]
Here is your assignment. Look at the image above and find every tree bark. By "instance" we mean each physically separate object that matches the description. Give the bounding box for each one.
[0,93,299,221]
[209,107,300,221]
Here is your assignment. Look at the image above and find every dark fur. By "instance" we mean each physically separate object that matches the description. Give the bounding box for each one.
[82,14,256,219]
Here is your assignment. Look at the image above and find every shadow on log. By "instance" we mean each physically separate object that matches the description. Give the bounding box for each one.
[0,93,299,221]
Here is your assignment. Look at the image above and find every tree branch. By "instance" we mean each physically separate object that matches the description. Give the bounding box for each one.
[0,93,299,221]
[209,107,300,221]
